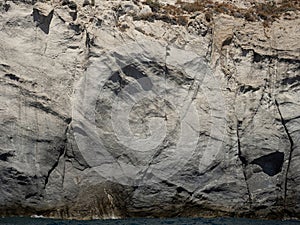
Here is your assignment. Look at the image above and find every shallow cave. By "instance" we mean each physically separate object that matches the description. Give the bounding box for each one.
[104,63,161,94]
[250,151,284,176]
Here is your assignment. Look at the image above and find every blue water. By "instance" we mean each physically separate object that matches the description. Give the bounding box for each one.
[0,217,299,225]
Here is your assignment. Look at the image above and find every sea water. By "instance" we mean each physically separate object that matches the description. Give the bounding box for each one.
[0,217,299,225]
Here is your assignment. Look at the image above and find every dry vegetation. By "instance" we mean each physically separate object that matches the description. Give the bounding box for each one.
[138,0,300,27]
[134,0,189,25]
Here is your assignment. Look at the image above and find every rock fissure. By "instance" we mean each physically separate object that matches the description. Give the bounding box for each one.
[1,79,50,102]
[274,99,295,213]
[65,144,91,171]
[44,144,66,189]
[240,82,267,135]
[236,121,252,208]
[0,0,300,219]
[27,101,70,123]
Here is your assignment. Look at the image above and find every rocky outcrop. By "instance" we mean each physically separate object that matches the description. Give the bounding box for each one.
[0,0,299,220]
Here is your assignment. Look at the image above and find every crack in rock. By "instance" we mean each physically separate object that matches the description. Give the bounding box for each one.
[274,99,295,214]
[236,120,252,208]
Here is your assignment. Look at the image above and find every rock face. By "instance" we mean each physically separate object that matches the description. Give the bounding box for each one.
[0,0,299,220]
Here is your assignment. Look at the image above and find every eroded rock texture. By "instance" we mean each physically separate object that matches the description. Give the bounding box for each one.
[0,0,299,220]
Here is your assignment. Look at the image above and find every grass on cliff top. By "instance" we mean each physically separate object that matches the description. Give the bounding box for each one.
[142,0,300,26]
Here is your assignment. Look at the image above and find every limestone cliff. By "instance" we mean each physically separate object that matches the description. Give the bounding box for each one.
[0,0,299,220]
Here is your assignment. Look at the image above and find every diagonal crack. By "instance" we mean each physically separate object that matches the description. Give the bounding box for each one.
[274,99,294,214]
[44,144,66,189]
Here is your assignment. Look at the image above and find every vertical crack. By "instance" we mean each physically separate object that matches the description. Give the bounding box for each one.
[85,29,91,50]
[274,99,294,214]
[236,120,252,208]
[61,148,66,188]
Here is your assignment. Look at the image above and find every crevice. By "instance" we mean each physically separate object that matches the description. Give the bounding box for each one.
[61,151,66,188]
[1,80,71,122]
[0,63,10,71]
[236,120,252,208]
[25,192,38,200]
[161,180,194,196]
[197,161,220,176]
[202,183,229,194]
[222,36,232,47]
[274,99,295,214]
[44,145,66,189]
[69,22,83,35]
[281,75,300,86]
[4,73,21,82]
[0,79,50,101]
[85,29,96,53]
[253,51,267,63]
[136,144,169,185]
[284,115,300,123]
[85,30,91,49]
[237,121,247,165]
[0,151,14,161]
[239,80,266,135]
[27,101,71,124]
[64,124,91,171]
[239,84,260,94]
[237,45,300,64]
[34,139,52,143]
[65,143,91,171]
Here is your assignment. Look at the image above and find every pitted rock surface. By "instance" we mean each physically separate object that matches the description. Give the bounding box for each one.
[0,0,299,220]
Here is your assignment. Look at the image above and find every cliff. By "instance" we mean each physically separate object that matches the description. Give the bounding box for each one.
[0,0,299,220]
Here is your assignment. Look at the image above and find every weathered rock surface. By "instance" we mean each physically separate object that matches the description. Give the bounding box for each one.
[0,0,299,220]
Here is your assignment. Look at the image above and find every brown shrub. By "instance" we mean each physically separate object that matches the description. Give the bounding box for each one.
[138,0,300,27]
[175,15,189,26]
[175,0,299,26]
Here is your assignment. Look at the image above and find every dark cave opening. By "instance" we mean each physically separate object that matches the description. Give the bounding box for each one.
[250,151,284,176]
